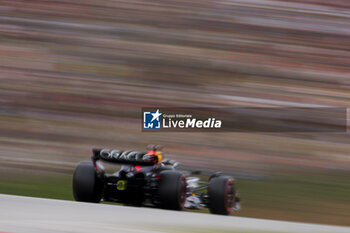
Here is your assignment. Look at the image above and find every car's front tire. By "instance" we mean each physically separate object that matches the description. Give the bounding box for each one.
[73,162,103,203]
[208,176,236,215]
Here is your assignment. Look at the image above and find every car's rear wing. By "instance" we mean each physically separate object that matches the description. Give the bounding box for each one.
[91,148,158,166]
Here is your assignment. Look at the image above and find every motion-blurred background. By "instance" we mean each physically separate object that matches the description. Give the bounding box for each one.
[0,0,349,226]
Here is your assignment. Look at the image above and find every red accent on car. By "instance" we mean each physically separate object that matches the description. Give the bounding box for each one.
[134,165,142,172]
[92,161,98,170]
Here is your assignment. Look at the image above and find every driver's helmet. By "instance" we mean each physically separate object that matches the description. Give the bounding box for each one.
[145,144,163,163]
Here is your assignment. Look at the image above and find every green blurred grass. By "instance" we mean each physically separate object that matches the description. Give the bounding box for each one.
[236,171,350,225]
[0,169,73,201]
[0,167,349,226]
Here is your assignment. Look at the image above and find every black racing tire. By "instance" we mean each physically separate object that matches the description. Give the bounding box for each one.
[73,162,103,203]
[208,176,235,215]
[159,171,187,210]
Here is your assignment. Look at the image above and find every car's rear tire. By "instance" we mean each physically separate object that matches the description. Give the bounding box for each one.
[159,171,187,210]
[73,162,102,203]
[208,176,235,215]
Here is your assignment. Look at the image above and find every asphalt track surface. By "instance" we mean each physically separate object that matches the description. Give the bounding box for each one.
[0,194,349,233]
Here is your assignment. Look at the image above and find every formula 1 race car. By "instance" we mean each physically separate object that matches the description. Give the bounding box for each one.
[72,145,240,215]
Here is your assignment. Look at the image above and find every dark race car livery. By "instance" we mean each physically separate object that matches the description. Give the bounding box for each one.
[72,145,240,215]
